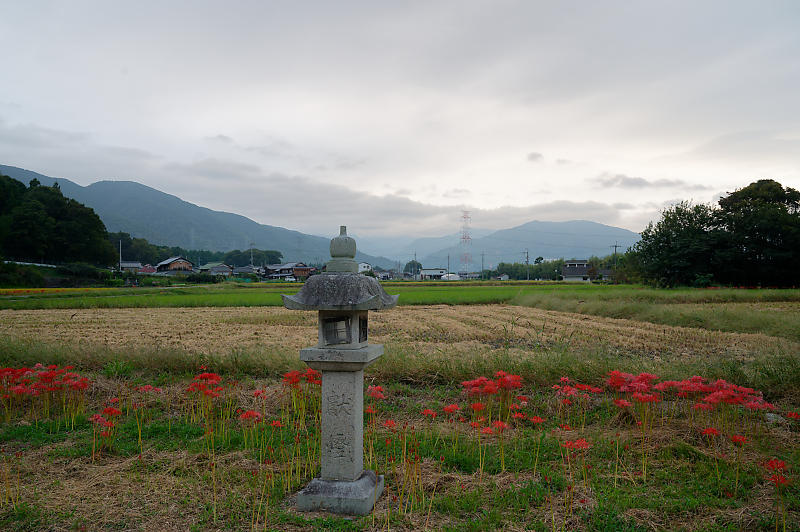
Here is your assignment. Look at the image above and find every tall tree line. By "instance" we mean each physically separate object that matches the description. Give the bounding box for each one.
[630,179,800,287]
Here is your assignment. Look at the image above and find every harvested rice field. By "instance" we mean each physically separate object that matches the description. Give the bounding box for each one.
[0,298,798,530]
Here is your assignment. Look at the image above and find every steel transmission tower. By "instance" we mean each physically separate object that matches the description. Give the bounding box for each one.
[459,210,472,276]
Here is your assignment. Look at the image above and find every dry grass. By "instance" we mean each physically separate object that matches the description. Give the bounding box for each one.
[1,304,795,360]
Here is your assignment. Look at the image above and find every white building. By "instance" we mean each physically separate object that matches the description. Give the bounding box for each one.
[420,268,447,280]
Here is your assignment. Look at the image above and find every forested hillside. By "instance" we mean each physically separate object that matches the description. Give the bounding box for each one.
[0,174,115,265]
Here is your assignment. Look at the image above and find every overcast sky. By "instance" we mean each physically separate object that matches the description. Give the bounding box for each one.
[1,1,798,238]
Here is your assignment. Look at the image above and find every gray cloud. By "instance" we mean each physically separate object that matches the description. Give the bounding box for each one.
[527,151,543,162]
[595,173,713,191]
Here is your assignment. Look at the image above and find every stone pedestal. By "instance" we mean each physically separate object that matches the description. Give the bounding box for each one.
[296,345,384,514]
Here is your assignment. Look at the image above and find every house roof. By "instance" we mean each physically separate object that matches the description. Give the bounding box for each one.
[119,261,142,268]
[563,264,591,276]
[200,262,230,269]
[156,256,193,268]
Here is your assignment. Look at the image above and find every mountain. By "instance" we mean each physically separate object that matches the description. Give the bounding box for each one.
[0,165,394,268]
[421,220,640,271]
[353,228,494,263]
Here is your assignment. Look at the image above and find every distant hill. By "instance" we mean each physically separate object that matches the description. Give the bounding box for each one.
[421,220,640,271]
[0,165,394,268]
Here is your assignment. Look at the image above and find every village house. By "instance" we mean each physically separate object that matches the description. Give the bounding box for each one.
[420,267,447,280]
[562,260,593,282]
[155,256,194,273]
[265,262,316,280]
[119,261,142,273]
[198,262,233,276]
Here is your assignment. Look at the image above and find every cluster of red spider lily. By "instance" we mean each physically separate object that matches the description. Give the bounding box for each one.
[1,360,794,528]
[0,364,90,427]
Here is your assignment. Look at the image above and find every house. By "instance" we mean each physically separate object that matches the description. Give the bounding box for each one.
[562,260,592,282]
[199,262,233,276]
[233,265,259,276]
[497,274,510,281]
[358,262,372,274]
[155,256,194,273]
[441,273,461,281]
[265,262,316,280]
[138,264,156,274]
[420,268,447,280]
[119,261,142,273]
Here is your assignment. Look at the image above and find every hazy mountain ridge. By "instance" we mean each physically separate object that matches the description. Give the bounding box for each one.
[2,165,640,272]
[421,220,640,271]
[0,165,395,268]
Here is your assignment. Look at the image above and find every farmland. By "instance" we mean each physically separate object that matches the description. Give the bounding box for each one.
[0,283,797,530]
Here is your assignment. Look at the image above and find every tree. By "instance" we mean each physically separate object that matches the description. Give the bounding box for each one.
[0,175,115,265]
[632,201,717,287]
[403,260,422,275]
[715,179,800,286]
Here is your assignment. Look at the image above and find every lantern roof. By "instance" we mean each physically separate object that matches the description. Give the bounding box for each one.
[282,226,399,311]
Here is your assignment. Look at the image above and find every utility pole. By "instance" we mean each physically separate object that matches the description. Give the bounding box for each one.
[249,241,255,267]
[118,240,122,272]
[414,251,417,279]
[447,254,450,277]
[525,249,530,281]
[481,251,485,280]
[611,242,621,271]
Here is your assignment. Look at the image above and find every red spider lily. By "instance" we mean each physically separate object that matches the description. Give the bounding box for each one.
[701,427,720,437]
[512,412,526,419]
[470,402,486,412]
[303,368,321,384]
[253,389,266,398]
[443,404,460,414]
[366,385,386,400]
[195,372,222,384]
[89,414,107,425]
[529,415,545,424]
[730,435,748,446]
[382,419,396,429]
[692,403,713,411]
[239,410,262,422]
[769,474,789,486]
[559,424,572,431]
[562,438,591,450]
[282,370,302,388]
[613,399,632,408]
[469,421,480,429]
[480,426,493,435]
[422,408,437,419]
[516,395,529,404]
[136,384,161,393]
[103,407,122,417]
[632,392,660,403]
[365,405,377,414]
[787,411,800,420]
[492,420,509,432]
[765,459,786,471]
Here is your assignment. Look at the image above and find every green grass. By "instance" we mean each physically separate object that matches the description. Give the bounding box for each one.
[512,285,800,341]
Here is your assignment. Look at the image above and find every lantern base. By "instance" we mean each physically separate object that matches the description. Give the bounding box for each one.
[295,470,384,515]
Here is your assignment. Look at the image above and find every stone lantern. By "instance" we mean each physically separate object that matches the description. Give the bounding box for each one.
[282,225,398,515]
